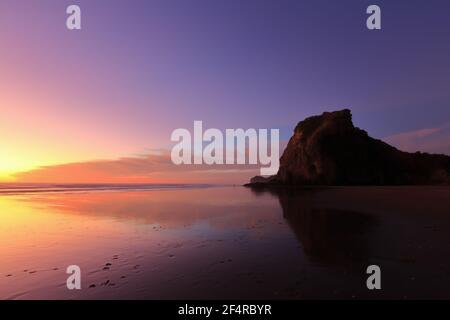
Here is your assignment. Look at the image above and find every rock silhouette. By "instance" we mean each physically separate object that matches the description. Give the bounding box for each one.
[247,109,450,186]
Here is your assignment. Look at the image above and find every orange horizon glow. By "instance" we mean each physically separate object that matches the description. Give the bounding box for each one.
[0,150,260,185]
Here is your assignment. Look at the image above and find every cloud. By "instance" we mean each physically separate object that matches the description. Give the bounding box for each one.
[383,123,450,155]
[12,149,260,184]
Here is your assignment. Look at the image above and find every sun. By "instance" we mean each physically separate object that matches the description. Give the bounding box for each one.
[0,170,16,182]
[0,159,34,182]
[0,171,15,182]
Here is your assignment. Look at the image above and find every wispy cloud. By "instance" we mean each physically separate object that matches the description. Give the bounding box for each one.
[12,150,260,184]
[384,123,450,155]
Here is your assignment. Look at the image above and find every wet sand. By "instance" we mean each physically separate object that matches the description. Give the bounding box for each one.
[0,186,449,299]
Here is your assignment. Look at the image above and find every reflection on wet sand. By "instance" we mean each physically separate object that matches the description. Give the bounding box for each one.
[250,187,376,264]
[251,186,450,299]
[1,186,450,299]
[273,188,375,265]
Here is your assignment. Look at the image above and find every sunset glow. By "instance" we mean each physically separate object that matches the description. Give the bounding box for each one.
[1,0,450,184]
[2,0,450,303]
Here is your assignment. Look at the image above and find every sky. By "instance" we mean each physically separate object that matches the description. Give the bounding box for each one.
[1,0,450,183]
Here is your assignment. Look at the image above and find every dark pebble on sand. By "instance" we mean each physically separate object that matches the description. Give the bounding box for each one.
[105,263,112,266]
[89,284,96,288]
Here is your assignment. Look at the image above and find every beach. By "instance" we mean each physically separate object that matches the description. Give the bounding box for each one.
[1,185,449,299]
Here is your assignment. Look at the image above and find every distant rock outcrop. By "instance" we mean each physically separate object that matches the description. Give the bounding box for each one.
[247,109,450,186]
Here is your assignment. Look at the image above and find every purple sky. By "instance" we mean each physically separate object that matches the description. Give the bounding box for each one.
[1,0,450,182]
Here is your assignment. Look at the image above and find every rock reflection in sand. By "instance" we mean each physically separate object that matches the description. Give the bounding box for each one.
[261,188,376,264]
